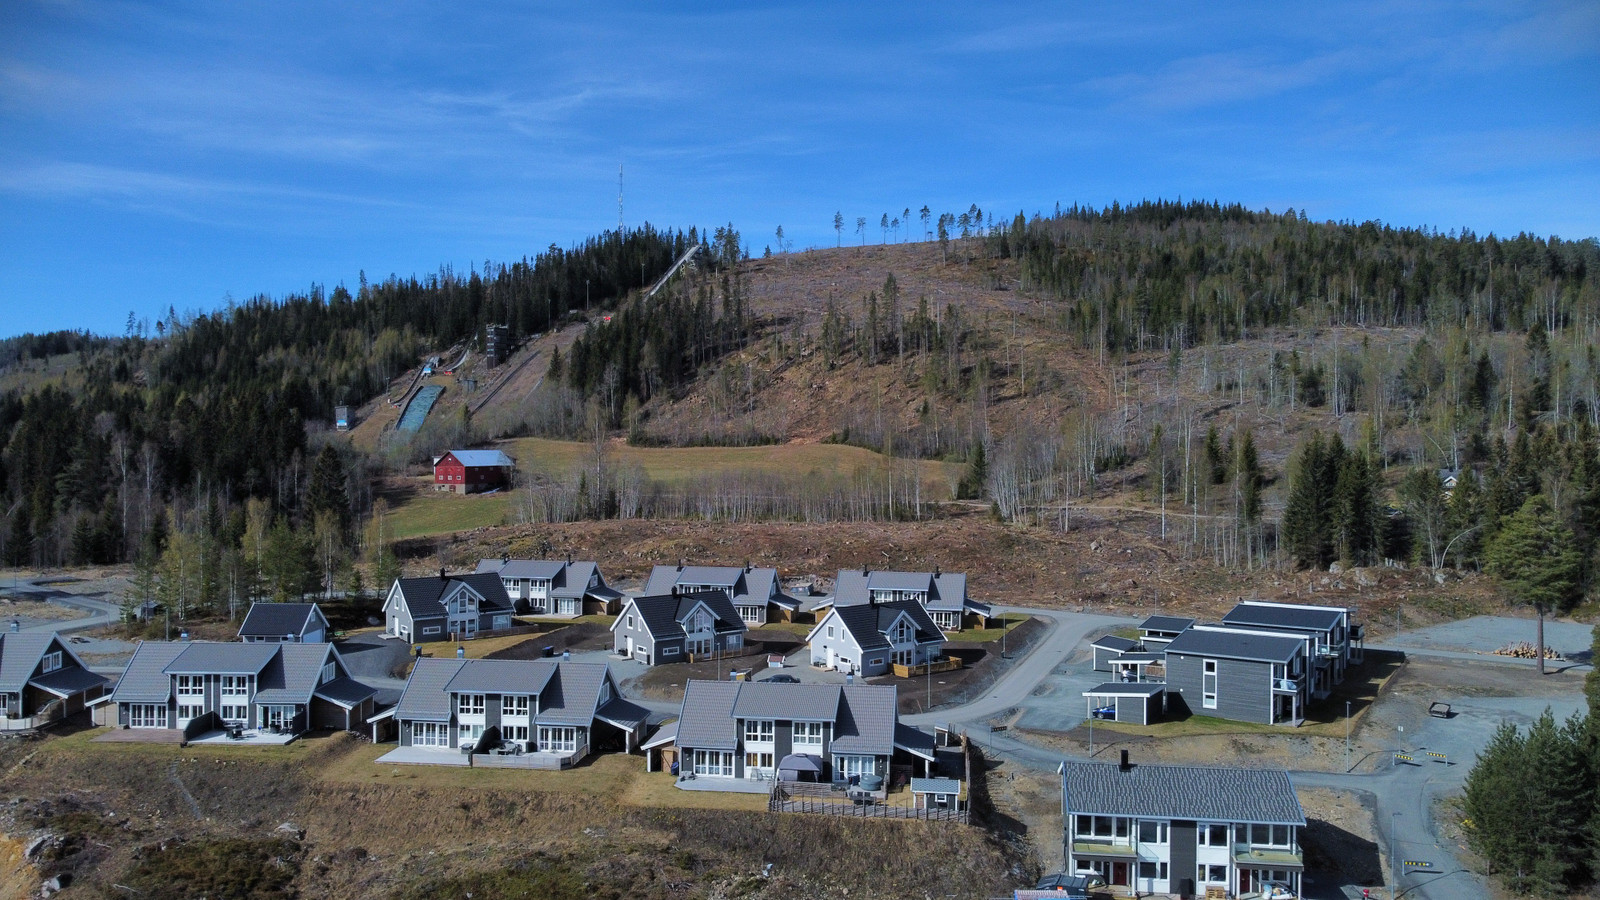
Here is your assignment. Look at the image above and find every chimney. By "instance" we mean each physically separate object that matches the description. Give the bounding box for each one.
[934,565,941,577]
[862,565,868,576]
[745,560,752,573]
[439,567,447,580]
[502,553,509,564]
[671,585,679,597]
[1119,749,1131,772]
[568,552,574,564]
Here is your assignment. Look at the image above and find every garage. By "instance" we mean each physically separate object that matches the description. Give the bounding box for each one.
[1082,682,1166,726]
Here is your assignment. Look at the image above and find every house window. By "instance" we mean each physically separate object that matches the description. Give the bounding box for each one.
[627,615,635,629]
[222,675,249,697]
[739,606,763,624]
[1138,820,1168,844]
[220,704,248,722]
[1076,816,1127,839]
[1198,823,1230,846]
[826,626,834,638]
[422,626,442,636]
[321,662,336,684]
[1138,861,1168,881]
[503,695,529,718]
[869,658,884,667]
[128,704,167,728]
[177,675,204,697]
[692,749,735,776]
[1202,659,1218,709]
[411,722,447,747]
[177,704,204,722]
[539,726,579,753]
[458,694,485,716]
[793,721,823,747]
[834,755,877,778]
[662,646,679,657]
[1201,865,1227,883]
[459,723,485,746]
[744,751,774,776]
[744,720,774,744]
[40,651,62,674]
[502,724,529,748]
[1250,824,1293,847]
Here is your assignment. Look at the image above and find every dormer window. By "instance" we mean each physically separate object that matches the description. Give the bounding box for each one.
[321,661,337,684]
[40,651,62,674]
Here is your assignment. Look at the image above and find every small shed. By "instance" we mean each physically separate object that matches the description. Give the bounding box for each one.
[334,405,351,431]
[1082,682,1166,726]
[910,777,963,810]
[1091,635,1140,672]
[643,720,680,773]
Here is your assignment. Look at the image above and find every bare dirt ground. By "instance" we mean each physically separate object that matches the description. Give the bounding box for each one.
[0,599,85,622]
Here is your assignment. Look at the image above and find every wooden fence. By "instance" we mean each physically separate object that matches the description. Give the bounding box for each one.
[891,655,964,678]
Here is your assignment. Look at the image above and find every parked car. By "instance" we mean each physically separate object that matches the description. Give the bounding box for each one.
[1261,882,1296,899]
[762,673,800,684]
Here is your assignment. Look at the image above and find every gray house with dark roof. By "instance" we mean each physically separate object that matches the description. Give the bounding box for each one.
[383,571,515,642]
[237,602,329,643]
[642,564,799,625]
[1219,601,1361,698]
[384,657,646,767]
[610,590,747,665]
[107,640,375,739]
[671,680,935,789]
[0,632,108,729]
[805,599,944,676]
[474,557,623,616]
[1062,755,1305,898]
[828,568,990,631]
[1164,626,1310,725]
[1137,615,1195,653]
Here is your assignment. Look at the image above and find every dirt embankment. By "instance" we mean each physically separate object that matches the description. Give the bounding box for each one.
[0,834,35,900]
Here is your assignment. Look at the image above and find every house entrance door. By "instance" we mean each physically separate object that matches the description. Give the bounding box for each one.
[1239,869,1252,894]
[1110,862,1128,887]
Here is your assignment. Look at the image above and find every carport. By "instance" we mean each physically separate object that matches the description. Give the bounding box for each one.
[1082,682,1165,725]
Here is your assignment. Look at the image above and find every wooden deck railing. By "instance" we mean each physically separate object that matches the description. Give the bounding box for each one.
[891,656,963,678]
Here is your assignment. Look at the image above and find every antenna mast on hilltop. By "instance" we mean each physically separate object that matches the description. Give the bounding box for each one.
[618,164,624,235]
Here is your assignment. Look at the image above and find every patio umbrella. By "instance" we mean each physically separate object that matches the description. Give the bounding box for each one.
[778,753,822,773]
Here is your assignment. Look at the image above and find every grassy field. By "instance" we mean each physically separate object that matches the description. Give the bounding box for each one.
[503,437,962,490]
[415,630,549,660]
[386,482,514,540]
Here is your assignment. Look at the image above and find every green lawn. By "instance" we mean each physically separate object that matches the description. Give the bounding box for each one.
[386,484,514,540]
[953,613,1029,644]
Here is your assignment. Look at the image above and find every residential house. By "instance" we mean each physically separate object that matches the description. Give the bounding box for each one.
[1137,615,1196,653]
[475,557,623,616]
[107,640,376,739]
[432,449,514,494]
[1091,634,1141,672]
[642,564,799,625]
[611,590,748,666]
[1219,601,1362,698]
[237,602,330,643]
[1062,753,1305,898]
[383,658,646,767]
[828,568,990,631]
[0,632,108,730]
[383,571,516,642]
[805,599,944,676]
[670,680,936,788]
[1163,626,1310,725]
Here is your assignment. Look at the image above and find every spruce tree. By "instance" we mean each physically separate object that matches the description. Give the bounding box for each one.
[1485,495,1582,613]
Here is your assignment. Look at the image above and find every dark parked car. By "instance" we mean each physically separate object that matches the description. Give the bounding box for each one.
[762,673,800,684]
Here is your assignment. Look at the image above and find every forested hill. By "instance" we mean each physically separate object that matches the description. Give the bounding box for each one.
[0,223,699,571]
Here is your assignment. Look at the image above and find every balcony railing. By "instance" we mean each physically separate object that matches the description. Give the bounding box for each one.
[1272,678,1302,692]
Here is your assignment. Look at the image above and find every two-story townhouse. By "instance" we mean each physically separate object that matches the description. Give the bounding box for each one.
[671,680,936,789]
[383,658,646,767]
[383,571,515,642]
[1220,601,1362,699]
[237,602,330,643]
[107,640,375,740]
[610,590,748,666]
[0,632,108,729]
[474,557,623,616]
[1163,626,1311,726]
[1062,754,1305,898]
[805,599,945,675]
[828,568,991,632]
[642,564,799,625]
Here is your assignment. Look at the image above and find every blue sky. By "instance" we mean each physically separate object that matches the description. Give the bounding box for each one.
[2,1,1597,338]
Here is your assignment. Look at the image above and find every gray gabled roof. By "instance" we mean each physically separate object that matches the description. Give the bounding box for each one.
[643,564,791,609]
[391,573,513,622]
[0,632,74,693]
[826,601,943,652]
[731,682,841,721]
[830,684,897,755]
[832,569,974,614]
[894,722,937,760]
[314,676,378,708]
[1061,760,1305,825]
[253,643,342,705]
[1092,634,1140,653]
[108,641,190,704]
[1139,615,1196,634]
[394,657,466,722]
[641,719,679,750]
[163,642,279,675]
[537,662,610,726]
[674,680,741,750]
[910,777,961,794]
[443,659,557,697]
[1221,602,1345,632]
[237,602,327,639]
[596,696,651,730]
[29,665,109,697]
[1164,627,1304,664]
[476,558,565,580]
[622,591,745,641]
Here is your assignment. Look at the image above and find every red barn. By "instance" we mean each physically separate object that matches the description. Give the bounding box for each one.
[433,449,515,494]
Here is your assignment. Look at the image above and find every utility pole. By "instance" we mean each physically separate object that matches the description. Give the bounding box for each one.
[618,164,624,234]
[1345,700,1352,772]
[1390,812,1401,899]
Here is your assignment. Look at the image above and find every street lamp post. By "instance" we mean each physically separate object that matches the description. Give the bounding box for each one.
[1345,700,1352,772]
